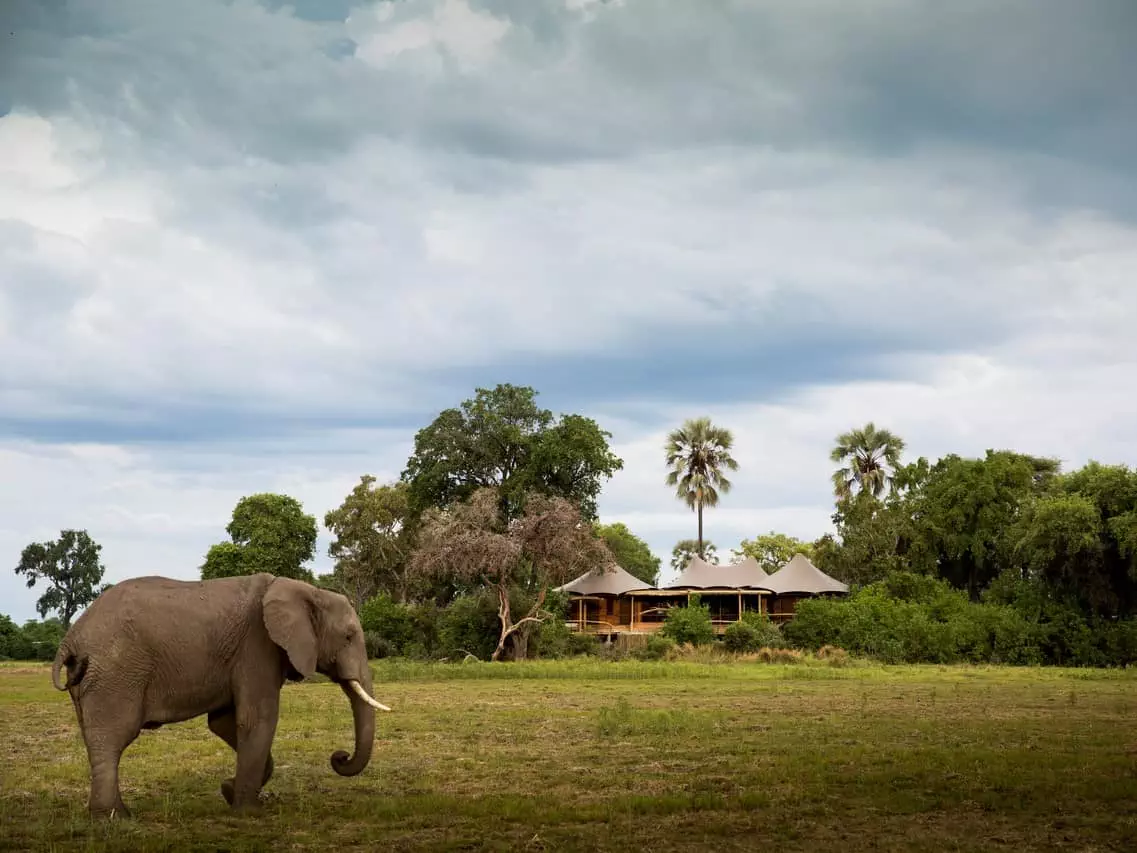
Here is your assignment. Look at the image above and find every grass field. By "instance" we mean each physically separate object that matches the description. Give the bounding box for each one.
[2,658,1136,852]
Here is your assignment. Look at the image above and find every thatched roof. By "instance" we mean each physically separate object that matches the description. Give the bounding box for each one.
[555,563,655,595]
[763,553,848,595]
[668,555,771,590]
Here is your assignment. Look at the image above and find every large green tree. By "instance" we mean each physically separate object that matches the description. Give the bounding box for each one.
[830,422,906,499]
[1013,461,1137,618]
[594,522,661,586]
[906,450,1060,599]
[812,491,910,586]
[664,416,739,558]
[401,384,623,522]
[14,529,107,629]
[734,532,814,574]
[201,493,318,582]
[323,476,414,609]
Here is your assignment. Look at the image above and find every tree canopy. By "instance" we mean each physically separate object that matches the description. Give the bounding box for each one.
[14,529,107,629]
[201,493,318,582]
[401,384,623,522]
[734,532,814,574]
[594,522,661,586]
[323,476,414,609]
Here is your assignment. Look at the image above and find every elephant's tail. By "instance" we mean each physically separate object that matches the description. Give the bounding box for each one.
[51,642,88,692]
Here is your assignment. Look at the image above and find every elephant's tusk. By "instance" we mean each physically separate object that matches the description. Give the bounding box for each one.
[348,679,392,712]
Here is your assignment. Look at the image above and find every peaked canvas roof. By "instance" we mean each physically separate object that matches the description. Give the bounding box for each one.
[763,553,848,595]
[555,563,655,595]
[668,555,771,590]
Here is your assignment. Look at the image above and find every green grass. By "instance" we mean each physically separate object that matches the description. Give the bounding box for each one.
[2,658,1136,851]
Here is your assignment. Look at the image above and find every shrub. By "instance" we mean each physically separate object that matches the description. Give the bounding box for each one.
[782,573,1050,665]
[566,632,602,656]
[660,595,715,646]
[437,591,502,661]
[635,634,676,660]
[723,612,784,652]
[359,593,415,657]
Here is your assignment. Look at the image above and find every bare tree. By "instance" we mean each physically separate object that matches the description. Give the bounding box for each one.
[409,487,612,660]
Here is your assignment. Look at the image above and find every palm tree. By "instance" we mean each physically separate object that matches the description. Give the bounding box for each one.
[830,422,906,499]
[665,417,739,559]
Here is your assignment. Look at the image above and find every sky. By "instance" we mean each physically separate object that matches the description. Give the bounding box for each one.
[2,0,1136,624]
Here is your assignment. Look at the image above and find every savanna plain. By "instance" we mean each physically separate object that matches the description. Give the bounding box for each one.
[1,659,1135,852]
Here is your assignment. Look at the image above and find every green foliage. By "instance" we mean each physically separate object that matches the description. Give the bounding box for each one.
[813,492,908,586]
[201,493,318,582]
[437,591,507,661]
[401,383,623,522]
[1016,461,1137,618]
[324,476,414,609]
[13,529,107,628]
[906,450,1060,599]
[784,570,1137,667]
[359,593,416,658]
[200,542,246,579]
[660,595,714,646]
[0,617,65,661]
[594,522,661,585]
[635,634,676,661]
[722,612,784,652]
[671,539,717,572]
[734,533,813,574]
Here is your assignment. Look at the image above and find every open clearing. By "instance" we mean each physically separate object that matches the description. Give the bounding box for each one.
[1,659,1136,852]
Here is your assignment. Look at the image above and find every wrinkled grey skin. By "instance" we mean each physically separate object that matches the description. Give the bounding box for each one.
[51,573,378,818]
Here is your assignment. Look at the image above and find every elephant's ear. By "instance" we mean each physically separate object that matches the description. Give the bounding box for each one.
[262,578,318,679]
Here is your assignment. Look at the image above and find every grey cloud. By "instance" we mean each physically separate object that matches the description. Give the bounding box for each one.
[4,0,1134,179]
[2,0,1135,448]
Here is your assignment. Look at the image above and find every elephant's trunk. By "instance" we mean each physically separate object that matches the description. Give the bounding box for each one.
[330,669,378,777]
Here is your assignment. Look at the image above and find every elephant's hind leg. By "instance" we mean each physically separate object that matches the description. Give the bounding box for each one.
[207,707,274,806]
[79,693,141,819]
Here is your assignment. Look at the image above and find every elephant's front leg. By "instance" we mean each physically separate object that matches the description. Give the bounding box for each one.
[207,707,274,806]
[229,700,279,812]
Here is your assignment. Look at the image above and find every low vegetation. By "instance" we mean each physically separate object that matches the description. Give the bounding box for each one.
[2,660,1135,852]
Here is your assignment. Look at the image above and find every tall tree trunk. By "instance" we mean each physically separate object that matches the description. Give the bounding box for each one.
[697,501,704,558]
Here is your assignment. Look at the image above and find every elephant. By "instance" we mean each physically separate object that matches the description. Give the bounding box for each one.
[50,572,391,818]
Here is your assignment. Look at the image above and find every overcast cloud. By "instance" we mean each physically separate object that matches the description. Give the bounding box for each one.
[2,0,1136,622]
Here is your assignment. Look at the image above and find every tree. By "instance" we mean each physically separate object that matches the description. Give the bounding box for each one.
[408,487,612,661]
[201,493,317,582]
[664,416,739,558]
[401,383,623,523]
[324,477,414,610]
[593,522,661,586]
[830,422,906,499]
[1011,461,1137,618]
[734,532,814,574]
[907,450,1059,600]
[671,538,718,573]
[14,529,107,629]
[812,491,909,586]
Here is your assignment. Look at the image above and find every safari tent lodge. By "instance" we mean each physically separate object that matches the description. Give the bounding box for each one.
[556,553,848,640]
